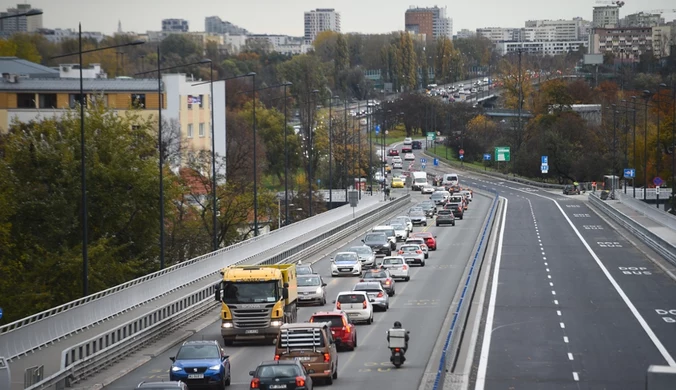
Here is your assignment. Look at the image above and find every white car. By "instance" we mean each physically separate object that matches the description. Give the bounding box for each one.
[393,161,403,169]
[405,238,429,258]
[392,216,413,232]
[403,137,413,145]
[421,184,435,194]
[461,190,473,202]
[404,153,415,161]
[389,222,409,241]
[334,291,374,324]
[379,256,410,281]
[397,244,426,267]
[331,252,363,277]
[347,245,376,268]
[392,156,402,164]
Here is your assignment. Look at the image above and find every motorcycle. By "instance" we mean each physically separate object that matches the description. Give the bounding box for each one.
[390,347,406,367]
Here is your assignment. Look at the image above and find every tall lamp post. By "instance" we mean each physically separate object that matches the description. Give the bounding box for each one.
[657,84,666,208]
[51,29,144,297]
[327,94,340,208]
[643,90,651,201]
[136,55,212,266]
[632,96,637,198]
[308,90,319,217]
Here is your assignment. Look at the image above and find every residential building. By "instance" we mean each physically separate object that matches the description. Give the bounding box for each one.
[304,8,341,44]
[0,4,42,36]
[36,28,105,43]
[652,25,674,58]
[0,56,58,78]
[622,12,664,27]
[223,34,248,54]
[524,19,583,41]
[593,5,621,28]
[588,27,653,62]
[205,16,248,35]
[162,19,189,32]
[476,27,521,42]
[404,6,452,40]
[455,29,475,39]
[57,63,107,79]
[575,17,593,41]
[246,34,310,55]
[494,40,587,56]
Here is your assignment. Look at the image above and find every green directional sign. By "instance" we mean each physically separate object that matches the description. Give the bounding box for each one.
[426,132,436,141]
[494,146,510,162]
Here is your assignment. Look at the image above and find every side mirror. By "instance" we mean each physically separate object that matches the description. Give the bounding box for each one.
[407,331,411,334]
[322,283,327,287]
[170,356,176,362]
[249,370,255,376]
[361,239,365,243]
[284,282,289,288]
[282,287,289,300]
[222,355,229,360]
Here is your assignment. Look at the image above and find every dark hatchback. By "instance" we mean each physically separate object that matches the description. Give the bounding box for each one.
[360,269,396,296]
[436,209,455,226]
[412,140,422,149]
[249,360,313,390]
[444,202,464,219]
[362,232,392,256]
[419,201,437,217]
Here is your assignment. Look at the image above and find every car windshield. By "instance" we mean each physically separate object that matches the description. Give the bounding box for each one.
[311,315,344,327]
[449,203,462,207]
[438,210,452,215]
[365,233,386,242]
[364,271,387,279]
[391,223,405,230]
[383,258,403,265]
[349,247,372,255]
[338,294,366,303]
[407,239,424,245]
[335,253,358,263]
[222,281,278,304]
[296,266,313,275]
[175,344,220,360]
[400,245,419,252]
[354,284,381,292]
[410,210,425,216]
[257,365,301,378]
[297,276,321,287]
[431,193,445,199]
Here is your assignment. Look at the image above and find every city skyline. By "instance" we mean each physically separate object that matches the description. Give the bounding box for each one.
[20,0,676,37]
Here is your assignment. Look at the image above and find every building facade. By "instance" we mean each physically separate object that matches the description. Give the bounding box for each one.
[476,27,521,42]
[524,19,583,41]
[0,56,58,78]
[404,6,452,40]
[0,3,43,36]
[36,28,105,43]
[588,27,653,61]
[652,25,674,58]
[495,40,587,56]
[455,28,475,39]
[593,5,621,28]
[57,63,108,79]
[304,8,341,45]
[246,34,310,55]
[621,12,664,28]
[162,19,189,32]
[205,16,249,35]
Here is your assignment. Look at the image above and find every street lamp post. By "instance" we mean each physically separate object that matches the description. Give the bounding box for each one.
[344,98,349,202]
[657,83,667,209]
[632,96,637,198]
[643,90,651,201]
[135,54,212,264]
[51,29,144,296]
[328,95,339,208]
[308,90,319,217]
[671,84,676,209]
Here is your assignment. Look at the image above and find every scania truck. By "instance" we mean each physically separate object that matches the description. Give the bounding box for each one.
[214,264,298,345]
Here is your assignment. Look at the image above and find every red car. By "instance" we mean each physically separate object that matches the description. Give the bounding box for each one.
[309,311,357,351]
[411,232,437,250]
[401,145,412,153]
[388,148,399,156]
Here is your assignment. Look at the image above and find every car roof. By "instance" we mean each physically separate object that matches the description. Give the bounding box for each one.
[137,381,186,389]
[336,251,359,256]
[354,282,383,289]
[257,360,301,367]
[182,340,219,346]
[337,290,368,296]
[311,311,346,317]
[281,322,328,329]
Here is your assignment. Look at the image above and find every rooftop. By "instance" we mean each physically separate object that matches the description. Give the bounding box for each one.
[0,57,59,78]
[0,77,159,92]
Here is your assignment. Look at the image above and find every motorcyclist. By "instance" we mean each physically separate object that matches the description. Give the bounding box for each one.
[386,321,410,352]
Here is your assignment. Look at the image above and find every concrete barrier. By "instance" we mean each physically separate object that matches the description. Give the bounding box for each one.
[646,365,676,389]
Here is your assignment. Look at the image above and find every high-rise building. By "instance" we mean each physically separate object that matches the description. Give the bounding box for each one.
[304,8,341,45]
[593,5,621,28]
[404,6,452,40]
[0,4,43,36]
[524,19,585,41]
[621,12,664,27]
[589,27,653,61]
[476,27,521,42]
[205,16,249,35]
[162,19,189,32]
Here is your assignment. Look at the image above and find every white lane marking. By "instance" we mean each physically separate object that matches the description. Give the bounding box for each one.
[564,336,569,343]
[560,322,566,329]
[549,282,554,287]
[568,352,574,360]
[548,275,552,279]
[475,198,509,389]
[573,372,579,381]
[554,300,559,305]
[552,291,556,295]
[557,311,562,316]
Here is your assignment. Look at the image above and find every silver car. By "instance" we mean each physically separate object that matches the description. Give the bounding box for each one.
[390,222,409,241]
[379,256,410,281]
[353,282,389,311]
[296,264,315,275]
[297,274,327,305]
[409,209,427,226]
[405,238,429,258]
[391,216,413,233]
[397,244,426,267]
[347,245,376,268]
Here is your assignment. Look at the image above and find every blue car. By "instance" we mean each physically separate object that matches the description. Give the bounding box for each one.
[170,340,231,389]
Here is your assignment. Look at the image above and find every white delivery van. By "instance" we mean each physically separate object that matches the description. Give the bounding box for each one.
[411,171,428,190]
[442,173,459,187]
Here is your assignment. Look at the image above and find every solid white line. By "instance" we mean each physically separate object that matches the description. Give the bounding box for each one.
[573,372,579,381]
[568,352,574,360]
[475,198,509,390]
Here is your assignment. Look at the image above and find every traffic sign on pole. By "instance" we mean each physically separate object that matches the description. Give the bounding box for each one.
[420,158,427,164]
[483,153,491,161]
[653,177,663,187]
[459,155,464,160]
[433,158,439,166]
[541,164,549,174]
[0,307,3,320]
[421,163,426,170]
[426,132,436,141]
[656,186,661,195]
[541,156,548,165]
[623,168,635,178]
[459,149,465,156]
[375,125,380,135]
[494,146,510,162]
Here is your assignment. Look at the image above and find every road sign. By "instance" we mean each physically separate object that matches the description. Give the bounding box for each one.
[623,168,635,178]
[541,164,549,174]
[426,132,436,141]
[433,158,439,166]
[459,155,464,160]
[375,125,380,135]
[483,153,491,161]
[541,156,548,164]
[421,163,426,170]
[494,146,511,162]
[459,149,465,156]
[0,307,3,320]
[653,176,663,187]
[656,186,661,195]
[420,158,427,163]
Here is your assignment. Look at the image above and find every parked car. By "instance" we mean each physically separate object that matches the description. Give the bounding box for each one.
[333,291,375,324]
[310,311,357,351]
[360,269,396,296]
[169,340,231,389]
[379,256,410,281]
[436,209,456,226]
[249,360,313,390]
[297,274,327,305]
[353,281,389,311]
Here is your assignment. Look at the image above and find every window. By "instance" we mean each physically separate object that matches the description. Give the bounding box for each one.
[199,94,204,108]
[69,94,87,108]
[199,123,205,137]
[38,94,57,109]
[131,94,146,109]
[17,93,35,108]
[187,124,194,138]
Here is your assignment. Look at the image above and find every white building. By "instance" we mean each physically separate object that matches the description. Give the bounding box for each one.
[622,12,665,28]
[57,63,108,79]
[476,27,521,42]
[495,40,587,56]
[652,25,674,58]
[524,19,584,41]
[304,8,341,44]
[162,19,189,32]
[37,28,105,43]
[593,5,621,28]
[455,29,475,39]
[247,34,311,55]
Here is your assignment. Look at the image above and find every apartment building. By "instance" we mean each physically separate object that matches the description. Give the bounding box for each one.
[404,6,452,40]
[495,41,587,56]
[652,25,674,58]
[36,28,105,43]
[247,34,311,55]
[205,16,249,35]
[593,5,621,28]
[524,19,583,41]
[589,27,653,61]
[622,12,664,28]
[456,29,475,39]
[476,27,521,42]
[162,19,189,32]
[0,3,42,36]
[304,8,341,45]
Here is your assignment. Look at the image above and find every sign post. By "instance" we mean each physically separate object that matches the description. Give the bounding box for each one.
[541,155,549,174]
[624,168,635,195]
[483,153,491,171]
[349,190,359,218]
[653,177,663,208]
[494,147,510,166]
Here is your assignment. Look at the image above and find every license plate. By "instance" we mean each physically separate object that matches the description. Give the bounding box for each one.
[340,268,351,272]
[245,329,258,334]
[406,258,417,262]
[270,385,287,389]
[295,356,311,361]
[187,374,204,379]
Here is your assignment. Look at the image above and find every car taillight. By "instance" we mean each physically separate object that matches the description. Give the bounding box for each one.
[416,250,422,254]
[360,279,365,282]
[384,279,391,285]
[363,300,368,309]
[458,206,462,212]
[336,302,341,310]
[344,324,351,333]
[402,264,408,270]
[274,354,280,360]
[377,292,384,298]
[324,353,331,362]
[296,376,306,386]
[398,250,403,254]
[251,378,260,388]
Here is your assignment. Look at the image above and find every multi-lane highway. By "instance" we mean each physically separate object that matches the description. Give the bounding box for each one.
[460,175,676,389]
[106,156,494,389]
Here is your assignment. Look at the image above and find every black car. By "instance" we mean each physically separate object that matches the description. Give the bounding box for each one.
[136,382,188,390]
[249,360,313,390]
[412,140,422,149]
[419,201,437,217]
[362,232,392,256]
[445,202,464,219]
[436,209,456,226]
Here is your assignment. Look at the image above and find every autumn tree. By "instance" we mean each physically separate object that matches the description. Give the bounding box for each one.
[398,32,417,91]
[334,34,350,93]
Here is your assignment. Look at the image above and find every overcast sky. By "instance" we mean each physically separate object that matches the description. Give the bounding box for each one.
[20,0,676,36]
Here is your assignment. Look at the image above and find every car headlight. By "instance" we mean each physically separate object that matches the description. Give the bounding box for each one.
[271,320,283,327]
[316,287,323,294]
[221,322,233,328]
[208,364,221,370]
[171,366,182,372]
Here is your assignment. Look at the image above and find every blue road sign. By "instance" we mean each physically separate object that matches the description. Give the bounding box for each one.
[483,153,491,161]
[623,168,635,178]
[541,156,549,164]
[459,155,464,160]
[541,164,549,173]
[653,176,664,187]
[0,307,3,320]
[420,158,427,163]
[433,158,439,166]
[421,163,426,170]
[375,125,380,134]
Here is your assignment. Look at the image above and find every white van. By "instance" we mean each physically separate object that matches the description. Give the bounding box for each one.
[411,171,428,190]
[442,173,459,187]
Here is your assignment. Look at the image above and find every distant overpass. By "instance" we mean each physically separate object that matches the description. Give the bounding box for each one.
[484,108,534,118]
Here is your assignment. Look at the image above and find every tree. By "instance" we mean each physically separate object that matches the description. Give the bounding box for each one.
[160,34,202,59]
[398,33,417,91]
[10,33,41,63]
[313,31,339,63]
[435,37,453,84]
[0,39,17,57]
[335,34,350,93]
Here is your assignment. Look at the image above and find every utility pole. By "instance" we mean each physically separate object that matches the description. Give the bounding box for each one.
[517,48,523,150]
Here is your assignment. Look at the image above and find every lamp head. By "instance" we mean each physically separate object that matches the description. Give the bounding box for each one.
[247,72,257,76]
[284,81,293,86]
[129,40,146,46]
[26,9,43,16]
[200,59,213,64]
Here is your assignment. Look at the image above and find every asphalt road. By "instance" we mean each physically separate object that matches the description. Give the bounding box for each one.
[462,175,676,389]
[108,185,493,389]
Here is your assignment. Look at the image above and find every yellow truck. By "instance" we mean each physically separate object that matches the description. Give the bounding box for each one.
[214,264,298,345]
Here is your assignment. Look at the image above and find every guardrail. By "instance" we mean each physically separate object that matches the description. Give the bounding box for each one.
[0,196,380,361]
[618,192,676,231]
[589,193,676,266]
[432,187,501,390]
[25,195,412,390]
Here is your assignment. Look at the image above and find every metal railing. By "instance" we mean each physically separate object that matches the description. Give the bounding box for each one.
[24,195,412,390]
[618,192,676,231]
[0,196,381,361]
[589,193,676,266]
